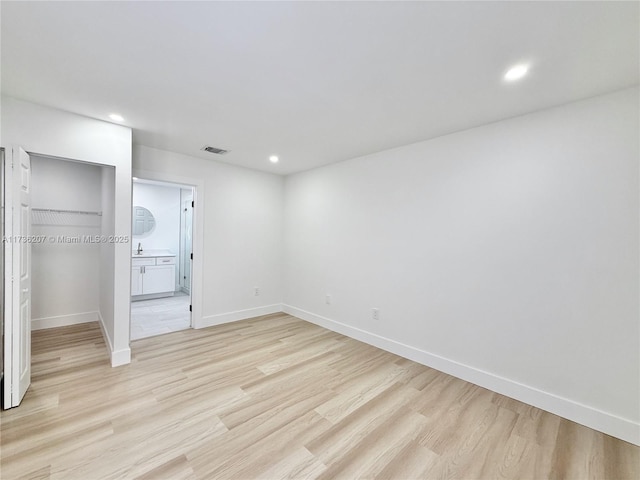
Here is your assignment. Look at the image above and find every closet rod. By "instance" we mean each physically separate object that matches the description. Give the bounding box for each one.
[32,208,102,216]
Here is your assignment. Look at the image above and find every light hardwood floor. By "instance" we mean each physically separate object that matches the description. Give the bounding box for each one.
[1,313,637,479]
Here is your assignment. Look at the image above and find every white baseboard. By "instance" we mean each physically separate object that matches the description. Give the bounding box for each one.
[283,304,640,446]
[110,348,131,367]
[97,312,131,368]
[32,311,99,331]
[197,304,283,329]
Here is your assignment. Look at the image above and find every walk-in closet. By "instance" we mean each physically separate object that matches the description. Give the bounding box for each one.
[31,155,116,332]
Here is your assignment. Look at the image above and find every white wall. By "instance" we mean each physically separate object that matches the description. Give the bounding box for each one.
[133,145,284,325]
[283,87,640,444]
[1,96,132,366]
[132,182,181,289]
[100,166,116,346]
[30,156,102,325]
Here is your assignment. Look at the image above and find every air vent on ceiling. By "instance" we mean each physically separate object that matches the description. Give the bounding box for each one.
[201,145,229,155]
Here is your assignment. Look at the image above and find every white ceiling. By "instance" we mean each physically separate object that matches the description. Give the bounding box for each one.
[2,1,638,175]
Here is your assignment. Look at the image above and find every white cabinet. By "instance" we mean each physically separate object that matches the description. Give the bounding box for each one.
[131,267,143,296]
[132,255,175,297]
[143,265,175,294]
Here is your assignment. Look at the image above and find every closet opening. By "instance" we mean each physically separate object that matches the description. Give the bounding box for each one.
[29,155,116,337]
[130,178,194,340]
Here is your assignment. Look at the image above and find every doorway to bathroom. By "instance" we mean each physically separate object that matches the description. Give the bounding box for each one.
[130,178,194,340]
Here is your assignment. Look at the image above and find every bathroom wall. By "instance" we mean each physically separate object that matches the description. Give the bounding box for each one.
[132,182,181,290]
[30,155,102,327]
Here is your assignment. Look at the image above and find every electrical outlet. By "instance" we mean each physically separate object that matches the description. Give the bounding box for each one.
[372,308,379,321]
[254,287,260,296]
[325,294,331,305]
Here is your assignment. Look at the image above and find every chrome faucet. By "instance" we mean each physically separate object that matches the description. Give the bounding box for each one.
[137,242,143,255]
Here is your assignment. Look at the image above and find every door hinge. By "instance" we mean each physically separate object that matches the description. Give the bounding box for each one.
[189,304,192,312]
[190,253,193,260]
[191,200,194,208]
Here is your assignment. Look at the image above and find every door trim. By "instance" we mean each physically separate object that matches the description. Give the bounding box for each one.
[2,148,14,408]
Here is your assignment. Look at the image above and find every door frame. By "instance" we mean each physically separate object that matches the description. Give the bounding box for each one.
[0,148,5,387]
[2,147,15,408]
[131,169,204,329]
[179,196,193,295]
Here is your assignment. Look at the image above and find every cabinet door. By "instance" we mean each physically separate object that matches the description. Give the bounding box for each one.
[131,267,143,296]
[143,265,175,295]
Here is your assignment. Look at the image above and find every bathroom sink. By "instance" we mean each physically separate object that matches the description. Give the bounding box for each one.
[131,249,174,258]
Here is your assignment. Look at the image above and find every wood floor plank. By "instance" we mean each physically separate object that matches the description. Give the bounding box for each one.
[306,382,423,466]
[134,454,196,480]
[313,362,405,424]
[375,440,439,480]
[1,315,637,480]
[256,447,327,480]
[203,411,331,480]
[314,406,430,480]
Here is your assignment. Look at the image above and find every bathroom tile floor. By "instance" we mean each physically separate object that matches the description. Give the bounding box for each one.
[130,292,191,340]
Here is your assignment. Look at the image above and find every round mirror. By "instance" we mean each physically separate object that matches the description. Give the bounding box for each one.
[132,206,155,236]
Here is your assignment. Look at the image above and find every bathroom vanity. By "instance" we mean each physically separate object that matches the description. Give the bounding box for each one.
[131,250,176,299]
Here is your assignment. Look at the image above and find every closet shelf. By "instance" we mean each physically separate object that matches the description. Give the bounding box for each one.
[32,208,102,216]
[32,208,103,227]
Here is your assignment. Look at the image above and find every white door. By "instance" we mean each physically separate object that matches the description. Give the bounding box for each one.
[3,147,31,407]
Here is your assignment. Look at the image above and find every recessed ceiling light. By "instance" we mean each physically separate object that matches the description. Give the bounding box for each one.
[109,113,124,122]
[504,64,529,81]
[269,155,279,163]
